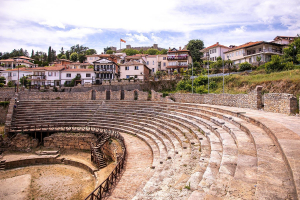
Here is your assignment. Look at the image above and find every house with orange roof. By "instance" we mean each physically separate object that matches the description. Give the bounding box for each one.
[0,56,37,69]
[200,42,230,61]
[167,47,192,74]
[119,60,150,80]
[145,55,158,75]
[224,41,285,65]
[272,36,296,46]
[28,66,65,86]
[67,62,91,69]
[0,68,32,85]
[61,68,94,86]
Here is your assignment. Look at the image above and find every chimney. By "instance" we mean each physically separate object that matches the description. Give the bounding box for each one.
[179,46,181,50]
[217,42,219,44]
[169,47,171,50]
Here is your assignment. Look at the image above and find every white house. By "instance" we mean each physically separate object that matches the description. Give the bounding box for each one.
[145,55,158,75]
[200,42,230,61]
[0,68,32,85]
[93,58,118,84]
[61,69,94,86]
[119,60,150,80]
[29,66,65,86]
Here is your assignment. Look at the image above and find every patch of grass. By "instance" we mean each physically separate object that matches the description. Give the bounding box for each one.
[184,182,191,190]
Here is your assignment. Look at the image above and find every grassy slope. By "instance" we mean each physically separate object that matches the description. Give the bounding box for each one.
[209,69,300,99]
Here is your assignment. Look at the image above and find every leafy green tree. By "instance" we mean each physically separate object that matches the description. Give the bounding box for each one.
[86,49,97,55]
[146,48,159,55]
[187,39,205,62]
[122,49,139,56]
[0,77,5,85]
[256,56,261,66]
[60,55,67,59]
[217,56,222,61]
[106,50,115,54]
[20,76,31,86]
[139,49,145,54]
[7,81,14,87]
[239,62,252,71]
[265,55,285,73]
[70,52,78,62]
[66,51,70,59]
[88,65,94,69]
[78,54,86,63]
[159,49,168,54]
[283,37,300,64]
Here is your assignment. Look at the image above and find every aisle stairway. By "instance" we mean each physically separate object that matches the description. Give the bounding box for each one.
[9,100,300,200]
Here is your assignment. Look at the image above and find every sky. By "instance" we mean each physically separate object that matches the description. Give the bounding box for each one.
[0,0,299,55]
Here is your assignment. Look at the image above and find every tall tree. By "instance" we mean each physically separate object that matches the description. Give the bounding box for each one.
[86,49,97,55]
[51,49,56,61]
[60,47,65,55]
[66,51,70,59]
[70,52,78,62]
[31,49,34,58]
[48,46,52,63]
[187,39,205,62]
[78,54,86,63]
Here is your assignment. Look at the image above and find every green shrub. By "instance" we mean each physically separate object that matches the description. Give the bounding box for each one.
[265,55,285,73]
[239,62,252,71]
[195,85,208,94]
[209,81,217,89]
[0,83,4,87]
[7,81,14,87]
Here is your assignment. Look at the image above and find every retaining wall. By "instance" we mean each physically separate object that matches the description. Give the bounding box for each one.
[0,88,15,101]
[264,93,298,114]
[44,133,97,150]
[18,90,92,100]
[169,86,263,110]
[0,105,8,124]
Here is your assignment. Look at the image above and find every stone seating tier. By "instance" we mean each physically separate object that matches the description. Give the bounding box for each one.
[9,100,299,199]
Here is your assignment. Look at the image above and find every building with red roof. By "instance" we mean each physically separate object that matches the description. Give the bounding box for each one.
[200,42,230,61]
[166,47,192,74]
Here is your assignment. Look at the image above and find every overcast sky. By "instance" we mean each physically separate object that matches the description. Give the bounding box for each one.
[0,0,299,54]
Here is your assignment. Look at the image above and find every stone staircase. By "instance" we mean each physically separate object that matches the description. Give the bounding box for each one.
[9,100,300,200]
[91,133,111,169]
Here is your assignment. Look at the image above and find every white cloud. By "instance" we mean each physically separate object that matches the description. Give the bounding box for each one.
[134,34,149,42]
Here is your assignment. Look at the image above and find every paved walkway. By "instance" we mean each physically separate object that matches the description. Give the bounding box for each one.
[108,133,154,200]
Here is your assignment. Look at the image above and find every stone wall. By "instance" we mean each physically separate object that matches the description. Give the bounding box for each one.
[264,93,298,114]
[4,98,15,134]
[10,133,39,150]
[151,90,163,101]
[18,90,92,100]
[124,90,134,100]
[136,90,148,101]
[110,90,121,100]
[0,88,15,101]
[44,133,97,150]
[169,86,263,110]
[95,90,106,100]
[0,104,9,124]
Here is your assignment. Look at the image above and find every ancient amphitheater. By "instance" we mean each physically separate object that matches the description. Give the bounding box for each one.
[1,87,300,200]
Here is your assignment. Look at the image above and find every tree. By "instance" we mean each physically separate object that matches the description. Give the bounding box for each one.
[60,55,67,59]
[66,51,70,60]
[283,37,300,64]
[86,49,97,55]
[70,52,78,62]
[217,56,222,61]
[51,49,56,61]
[60,47,65,55]
[48,46,52,63]
[104,47,111,54]
[146,48,159,55]
[0,77,5,84]
[122,49,139,56]
[265,55,285,73]
[78,54,86,63]
[256,56,262,66]
[31,49,34,58]
[106,50,115,54]
[187,39,205,62]
[159,49,168,54]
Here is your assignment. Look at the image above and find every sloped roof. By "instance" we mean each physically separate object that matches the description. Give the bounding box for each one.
[120,60,145,66]
[201,43,229,52]
[32,66,65,71]
[5,67,32,72]
[63,69,94,72]
[224,41,263,53]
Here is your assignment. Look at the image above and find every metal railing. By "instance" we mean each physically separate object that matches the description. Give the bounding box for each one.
[8,124,126,200]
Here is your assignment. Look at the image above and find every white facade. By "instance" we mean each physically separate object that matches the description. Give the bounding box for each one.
[200,42,229,61]
[1,68,32,85]
[146,55,158,75]
[120,60,150,80]
[61,69,94,85]
[158,55,168,71]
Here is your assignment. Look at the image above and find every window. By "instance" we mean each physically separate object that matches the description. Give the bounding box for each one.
[163,57,166,60]
[153,61,154,65]
[76,73,80,77]
[236,52,238,56]
[13,73,16,76]
[125,66,129,70]
[147,61,149,65]
[48,72,52,76]
[126,75,130,79]
[66,74,71,77]
[163,62,166,66]
[65,81,71,85]
[134,66,139,70]
[86,73,91,77]
[152,68,154,72]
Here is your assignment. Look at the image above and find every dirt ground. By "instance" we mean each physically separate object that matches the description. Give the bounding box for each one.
[0,146,121,200]
[0,164,95,200]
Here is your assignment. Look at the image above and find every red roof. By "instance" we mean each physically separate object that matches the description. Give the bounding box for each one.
[0,59,15,62]
[15,56,33,60]
[201,43,229,51]
[147,55,157,58]
[224,41,263,53]
[63,69,94,72]
[5,67,32,72]
[33,66,65,71]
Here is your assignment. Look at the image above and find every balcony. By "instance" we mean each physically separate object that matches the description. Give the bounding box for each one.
[243,49,283,57]
[95,68,114,73]
[166,63,188,69]
[167,55,188,60]
[29,75,46,80]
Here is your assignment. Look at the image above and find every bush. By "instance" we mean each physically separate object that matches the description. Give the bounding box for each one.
[284,62,295,70]
[195,85,208,94]
[209,81,217,89]
[265,55,285,73]
[0,83,4,87]
[7,81,14,87]
[239,62,252,71]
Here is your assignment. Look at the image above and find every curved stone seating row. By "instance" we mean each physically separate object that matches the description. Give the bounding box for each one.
[10,100,298,199]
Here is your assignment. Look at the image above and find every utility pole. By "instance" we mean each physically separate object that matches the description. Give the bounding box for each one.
[17,57,19,93]
[223,59,224,94]
[191,57,194,93]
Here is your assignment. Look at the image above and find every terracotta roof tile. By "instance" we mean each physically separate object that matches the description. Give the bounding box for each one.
[201,43,229,51]
[224,41,263,53]
[63,69,94,72]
